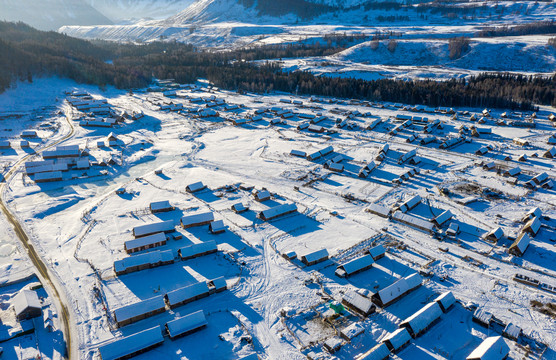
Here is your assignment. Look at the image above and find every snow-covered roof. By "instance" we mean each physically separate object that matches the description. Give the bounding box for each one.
[392,211,435,233]
[113,295,165,323]
[12,290,41,316]
[357,343,390,360]
[98,326,164,360]
[523,216,541,235]
[382,327,411,350]
[366,204,390,218]
[503,323,521,339]
[466,336,510,360]
[319,146,334,156]
[42,145,80,159]
[400,301,442,336]
[178,241,217,260]
[259,203,297,221]
[150,200,173,211]
[377,273,422,306]
[114,249,173,274]
[34,171,63,181]
[338,255,374,276]
[181,212,214,227]
[290,149,307,157]
[434,291,456,312]
[186,181,206,192]
[366,247,385,263]
[254,189,271,200]
[342,290,374,315]
[400,195,421,212]
[133,220,174,238]
[473,308,493,324]
[124,232,166,252]
[340,322,364,340]
[209,220,226,233]
[166,282,209,307]
[434,210,453,226]
[231,202,248,212]
[300,248,329,265]
[165,310,207,338]
[510,232,531,255]
[485,227,503,240]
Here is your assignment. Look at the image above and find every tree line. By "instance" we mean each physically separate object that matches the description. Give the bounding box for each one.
[1,21,554,110]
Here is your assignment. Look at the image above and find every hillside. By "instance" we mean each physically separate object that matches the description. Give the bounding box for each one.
[85,0,195,22]
[0,0,112,31]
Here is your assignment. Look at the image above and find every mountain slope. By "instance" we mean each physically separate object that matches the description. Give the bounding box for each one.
[84,0,195,22]
[0,0,113,31]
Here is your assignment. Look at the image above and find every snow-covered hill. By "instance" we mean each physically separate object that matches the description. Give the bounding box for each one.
[0,0,113,31]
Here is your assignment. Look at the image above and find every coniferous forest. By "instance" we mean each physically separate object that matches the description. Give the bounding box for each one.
[1,21,554,110]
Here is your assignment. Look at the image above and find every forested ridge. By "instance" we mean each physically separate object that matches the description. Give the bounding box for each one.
[1,21,555,110]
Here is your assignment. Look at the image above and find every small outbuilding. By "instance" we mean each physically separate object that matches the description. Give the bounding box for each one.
[382,328,411,352]
[165,310,207,339]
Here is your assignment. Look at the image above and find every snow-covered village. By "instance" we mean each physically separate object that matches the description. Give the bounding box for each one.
[0,1,556,360]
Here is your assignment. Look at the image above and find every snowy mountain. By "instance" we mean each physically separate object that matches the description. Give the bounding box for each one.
[0,0,113,31]
[84,0,195,22]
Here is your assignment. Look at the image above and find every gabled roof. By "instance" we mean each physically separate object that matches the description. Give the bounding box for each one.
[113,295,165,323]
[377,273,422,305]
[165,310,207,338]
[13,290,41,316]
[99,326,164,360]
[400,302,442,336]
[466,336,509,360]
[338,255,374,276]
[382,327,411,350]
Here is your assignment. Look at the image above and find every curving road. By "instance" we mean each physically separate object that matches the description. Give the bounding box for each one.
[0,106,76,359]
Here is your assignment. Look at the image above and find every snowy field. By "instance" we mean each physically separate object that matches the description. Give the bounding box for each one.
[1,77,556,359]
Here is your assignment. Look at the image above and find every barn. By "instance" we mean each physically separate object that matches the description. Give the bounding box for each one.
[356,343,390,360]
[165,310,207,339]
[392,211,435,234]
[382,327,411,352]
[342,290,376,316]
[300,249,329,266]
[366,204,390,218]
[503,323,521,341]
[113,296,166,327]
[186,181,206,193]
[433,210,453,227]
[521,217,541,236]
[165,282,210,309]
[98,326,164,360]
[472,308,493,327]
[335,255,374,278]
[509,232,531,256]
[399,195,421,213]
[484,227,503,243]
[399,302,443,338]
[181,212,214,228]
[124,232,167,254]
[434,291,456,312]
[13,290,42,321]
[149,201,174,213]
[209,220,226,234]
[466,336,509,360]
[231,202,249,213]
[253,189,271,202]
[132,220,174,238]
[372,273,422,307]
[368,245,386,260]
[258,203,297,221]
[114,249,174,275]
[178,241,218,260]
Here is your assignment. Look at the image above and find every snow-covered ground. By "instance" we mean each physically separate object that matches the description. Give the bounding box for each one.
[1,77,556,359]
